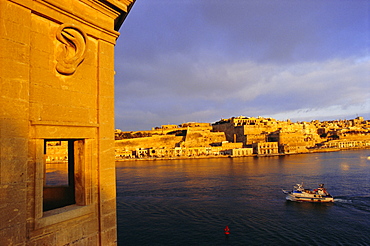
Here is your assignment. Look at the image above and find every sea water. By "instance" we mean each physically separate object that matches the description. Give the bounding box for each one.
[116,149,370,245]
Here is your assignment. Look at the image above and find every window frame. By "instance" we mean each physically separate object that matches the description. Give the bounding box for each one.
[43,139,86,211]
[34,138,94,229]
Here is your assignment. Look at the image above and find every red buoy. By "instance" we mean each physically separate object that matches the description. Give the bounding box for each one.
[224,226,230,235]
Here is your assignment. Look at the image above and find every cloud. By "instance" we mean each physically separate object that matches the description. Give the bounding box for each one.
[114,0,370,131]
[115,54,370,130]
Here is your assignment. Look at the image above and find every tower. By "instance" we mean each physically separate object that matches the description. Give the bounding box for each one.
[0,0,135,244]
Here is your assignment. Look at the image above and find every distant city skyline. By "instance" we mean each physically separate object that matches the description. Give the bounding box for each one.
[114,0,370,131]
[115,115,368,132]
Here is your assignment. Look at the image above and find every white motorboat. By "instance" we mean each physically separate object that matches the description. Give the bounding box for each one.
[282,183,334,203]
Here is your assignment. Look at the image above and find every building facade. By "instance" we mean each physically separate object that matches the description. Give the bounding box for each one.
[252,142,279,155]
[0,0,134,245]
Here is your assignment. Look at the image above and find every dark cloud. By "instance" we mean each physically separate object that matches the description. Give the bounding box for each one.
[115,0,370,131]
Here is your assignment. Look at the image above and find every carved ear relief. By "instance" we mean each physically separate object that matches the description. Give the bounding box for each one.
[56,23,87,75]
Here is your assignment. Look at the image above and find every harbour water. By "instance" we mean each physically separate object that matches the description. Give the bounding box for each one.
[116,149,370,245]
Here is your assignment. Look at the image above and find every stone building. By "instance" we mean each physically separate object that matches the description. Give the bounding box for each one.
[252,142,279,155]
[115,149,133,159]
[212,116,325,153]
[220,141,243,150]
[268,125,319,154]
[180,122,212,129]
[116,116,370,160]
[212,116,282,146]
[221,148,253,157]
[0,0,135,245]
[320,140,370,149]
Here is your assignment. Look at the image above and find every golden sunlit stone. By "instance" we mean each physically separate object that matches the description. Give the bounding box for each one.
[0,0,135,245]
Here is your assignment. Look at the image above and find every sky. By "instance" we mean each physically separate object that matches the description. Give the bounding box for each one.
[114,0,370,131]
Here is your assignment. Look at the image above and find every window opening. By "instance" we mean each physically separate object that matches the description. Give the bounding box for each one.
[43,140,81,211]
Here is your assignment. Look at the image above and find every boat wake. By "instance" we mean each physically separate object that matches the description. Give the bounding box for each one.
[334,196,370,214]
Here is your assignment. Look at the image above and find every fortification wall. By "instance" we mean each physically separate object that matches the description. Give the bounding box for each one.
[116,130,227,151]
[116,135,184,151]
[185,130,226,148]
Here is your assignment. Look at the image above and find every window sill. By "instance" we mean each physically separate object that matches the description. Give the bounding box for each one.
[35,204,94,229]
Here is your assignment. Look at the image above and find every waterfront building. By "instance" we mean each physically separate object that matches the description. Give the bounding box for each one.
[212,116,282,145]
[114,116,370,160]
[252,142,279,155]
[0,0,135,245]
[269,129,318,154]
[221,148,253,157]
[116,149,134,159]
[319,140,370,149]
[220,141,244,149]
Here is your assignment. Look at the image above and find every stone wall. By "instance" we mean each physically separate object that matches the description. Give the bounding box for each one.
[116,128,227,151]
[116,135,185,151]
[0,0,135,245]
[185,129,226,148]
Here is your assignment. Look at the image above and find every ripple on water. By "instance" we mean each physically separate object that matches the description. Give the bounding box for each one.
[116,150,370,246]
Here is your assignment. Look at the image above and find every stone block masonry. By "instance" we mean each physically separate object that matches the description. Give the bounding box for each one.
[0,0,135,245]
